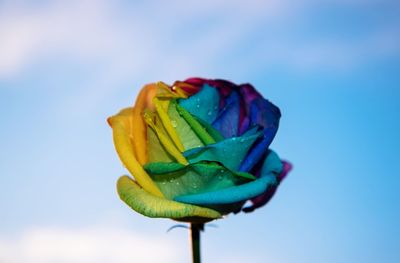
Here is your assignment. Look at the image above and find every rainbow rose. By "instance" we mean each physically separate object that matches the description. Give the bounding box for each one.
[108,78,291,222]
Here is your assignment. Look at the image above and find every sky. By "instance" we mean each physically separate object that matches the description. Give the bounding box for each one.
[0,0,399,262]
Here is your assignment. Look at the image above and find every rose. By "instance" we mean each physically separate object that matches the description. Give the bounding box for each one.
[108,78,291,222]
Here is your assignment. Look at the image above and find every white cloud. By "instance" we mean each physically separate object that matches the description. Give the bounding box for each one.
[0,0,291,79]
[0,225,182,263]
[0,0,398,80]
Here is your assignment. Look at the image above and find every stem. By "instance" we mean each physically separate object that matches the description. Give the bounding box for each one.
[190,223,203,263]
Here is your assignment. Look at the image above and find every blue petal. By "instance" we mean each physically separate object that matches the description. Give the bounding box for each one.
[238,99,281,173]
[212,91,240,138]
[183,130,262,171]
[174,151,283,206]
[249,98,281,130]
[239,127,276,173]
[179,84,220,124]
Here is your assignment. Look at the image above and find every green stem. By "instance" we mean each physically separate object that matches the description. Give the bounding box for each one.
[190,223,203,263]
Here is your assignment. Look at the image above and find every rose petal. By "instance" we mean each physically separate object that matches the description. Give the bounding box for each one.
[117,176,221,220]
[243,161,292,213]
[178,84,220,124]
[238,83,263,134]
[131,84,158,164]
[212,91,241,138]
[143,161,254,199]
[183,130,263,171]
[239,127,276,173]
[108,110,164,198]
[173,151,283,206]
[167,102,204,150]
[173,175,276,206]
[239,98,281,172]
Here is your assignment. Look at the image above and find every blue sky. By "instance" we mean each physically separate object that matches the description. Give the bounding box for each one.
[0,0,399,262]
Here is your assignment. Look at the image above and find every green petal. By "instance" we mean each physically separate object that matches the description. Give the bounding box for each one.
[117,175,221,220]
[175,102,216,145]
[195,117,225,142]
[143,161,255,199]
[167,101,204,150]
[147,126,174,163]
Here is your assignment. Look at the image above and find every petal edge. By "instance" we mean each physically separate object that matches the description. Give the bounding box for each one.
[117,176,222,220]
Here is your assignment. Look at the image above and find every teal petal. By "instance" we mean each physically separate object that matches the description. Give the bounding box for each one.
[143,161,254,200]
[178,84,220,124]
[173,150,283,206]
[174,176,277,205]
[183,130,263,171]
[260,150,284,177]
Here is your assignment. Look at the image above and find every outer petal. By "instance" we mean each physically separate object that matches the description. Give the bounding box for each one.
[239,99,281,173]
[173,151,283,207]
[173,175,277,206]
[243,161,292,213]
[131,84,158,164]
[117,176,221,220]
[108,110,164,198]
[143,161,255,199]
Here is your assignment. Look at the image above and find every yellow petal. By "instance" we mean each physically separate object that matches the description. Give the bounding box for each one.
[132,84,158,164]
[117,175,221,220]
[143,110,188,165]
[153,97,185,152]
[109,111,164,198]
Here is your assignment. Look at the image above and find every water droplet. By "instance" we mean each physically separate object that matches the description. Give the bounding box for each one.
[169,179,174,183]
[171,120,178,127]
[240,138,245,143]
[218,175,223,181]
[219,169,224,173]
[214,105,218,110]
[175,181,180,186]
[161,181,166,185]
[193,184,198,189]
[171,86,177,91]
[207,110,212,116]
[196,104,200,108]
[232,137,237,141]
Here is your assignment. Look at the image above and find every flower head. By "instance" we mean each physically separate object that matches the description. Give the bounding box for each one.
[108,78,291,222]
